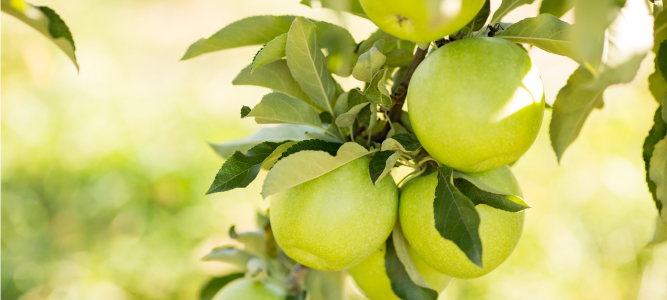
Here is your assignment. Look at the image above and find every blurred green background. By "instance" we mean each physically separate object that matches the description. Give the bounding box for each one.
[2,1,667,299]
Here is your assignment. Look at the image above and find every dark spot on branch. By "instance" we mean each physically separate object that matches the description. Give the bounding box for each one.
[488,23,504,37]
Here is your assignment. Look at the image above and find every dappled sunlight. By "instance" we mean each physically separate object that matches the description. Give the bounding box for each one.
[492,63,544,123]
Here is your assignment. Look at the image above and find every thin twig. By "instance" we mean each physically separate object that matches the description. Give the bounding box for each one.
[389,46,428,122]
[376,46,429,141]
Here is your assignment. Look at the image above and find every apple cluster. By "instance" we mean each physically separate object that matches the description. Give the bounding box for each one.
[265,1,545,299]
[199,0,554,298]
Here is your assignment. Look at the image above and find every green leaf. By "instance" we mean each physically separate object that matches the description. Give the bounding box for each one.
[246,258,269,280]
[333,92,349,117]
[363,103,379,132]
[353,47,386,82]
[252,33,287,73]
[286,17,336,114]
[644,107,667,215]
[497,14,577,61]
[182,15,294,60]
[347,88,368,107]
[262,141,298,170]
[202,246,254,269]
[240,106,251,118]
[181,14,357,67]
[244,20,359,77]
[209,124,310,159]
[654,8,667,53]
[453,173,530,212]
[335,103,369,128]
[228,225,266,256]
[324,120,343,142]
[314,21,357,52]
[233,60,318,110]
[382,133,421,152]
[316,21,358,77]
[647,94,667,221]
[382,39,415,52]
[433,166,483,267]
[391,222,440,289]
[300,0,368,18]
[262,142,370,197]
[491,0,536,23]
[358,29,398,54]
[369,151,401,185]
[467,0,491,31]
[304,130,344,143]
[653,41,667,103]
[649,216,667,245]
[569,0,620,69]
[365,68,392,107]
[385,49,414,67]
[345,95,378,134]
[244,92,323,128]
[207,141,292,194]
[649,55,667,103]
[333,77,345,100]
[658,40,667,80]
[382,41,415,68]
[539,0,575,18]
[649,137,667,222]
[385,234,438,300]
[319,112,333,124]
[387,123,410,139]
[550,0,653,161]
[279,139,343,159]
[390,134,421,151]
[346,88,375,129]
[372,39,385,54]
[199,273,244,300]
[2,0,78,70]
[549,67,605,161]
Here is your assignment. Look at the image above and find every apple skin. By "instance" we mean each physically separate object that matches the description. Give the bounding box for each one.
[212,278,286,300]
[407,37,544,173]
[358,0,486,43]
[349,242,451,300]
[270,157,399,271]
[399,165,525,278]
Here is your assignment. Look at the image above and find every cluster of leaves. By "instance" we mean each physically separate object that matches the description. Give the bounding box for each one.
[646,0,667,227]
[2,0,78,70]
[198,214,320,300]
[186,0,665,298]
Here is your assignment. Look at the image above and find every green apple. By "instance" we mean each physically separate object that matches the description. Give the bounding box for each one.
[358,0,486,43]
[407,37,544,173]
[270,157,399,271]
[399,165,525,278]
[349,242,451,300]
[212,278,285,300]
